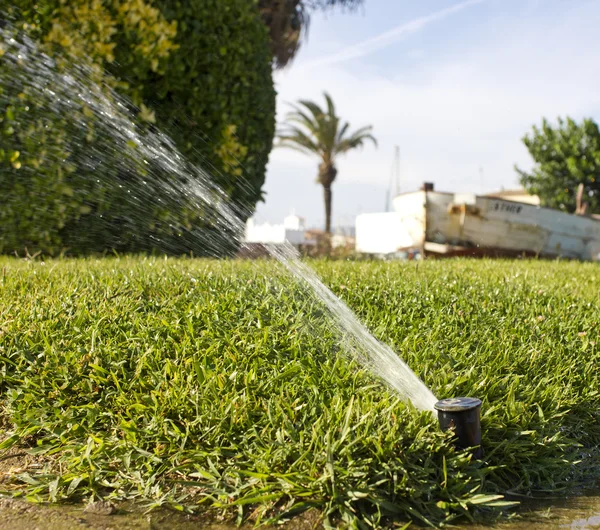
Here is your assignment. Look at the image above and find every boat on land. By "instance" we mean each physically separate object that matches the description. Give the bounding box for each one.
[355,184,600,261]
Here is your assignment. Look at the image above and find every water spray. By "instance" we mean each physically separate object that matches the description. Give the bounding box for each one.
[435,397,483,458]
[0,22,438,413]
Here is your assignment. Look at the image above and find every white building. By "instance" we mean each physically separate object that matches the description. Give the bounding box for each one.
[245,214,307,245]
[355,212,416,255]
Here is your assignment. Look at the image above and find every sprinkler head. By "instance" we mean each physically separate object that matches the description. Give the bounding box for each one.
[434,397,483,459]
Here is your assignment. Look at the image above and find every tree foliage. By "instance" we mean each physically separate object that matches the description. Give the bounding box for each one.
[278,92,376,233]
[259,0,363,68]
[0,0,275,255]
[517,117,600,214]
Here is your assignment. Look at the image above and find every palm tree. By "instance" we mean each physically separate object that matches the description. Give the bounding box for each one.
[258,0,363,69]
[278,92,377,234]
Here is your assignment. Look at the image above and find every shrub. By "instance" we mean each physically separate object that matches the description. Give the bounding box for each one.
[0,0,275,255]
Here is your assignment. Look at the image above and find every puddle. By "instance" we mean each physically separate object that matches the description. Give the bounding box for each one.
[466,493,600,529]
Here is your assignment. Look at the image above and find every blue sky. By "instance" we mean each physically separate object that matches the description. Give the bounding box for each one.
[254,0,600,229]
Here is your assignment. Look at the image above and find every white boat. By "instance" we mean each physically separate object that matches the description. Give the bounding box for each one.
[355,186,600,261]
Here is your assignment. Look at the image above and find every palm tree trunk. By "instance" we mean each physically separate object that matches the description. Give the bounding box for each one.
[319,162,337,235]
[323,184,332,234]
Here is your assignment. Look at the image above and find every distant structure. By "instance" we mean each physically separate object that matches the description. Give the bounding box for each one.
[245,214,307,245]
[355,212,411,255]
[355,184,543,257]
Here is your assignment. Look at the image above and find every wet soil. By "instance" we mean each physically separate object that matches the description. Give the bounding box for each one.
[0,447,322,529]
[2,491,600,529]
[2,448,600,529]
[0,498,325,530]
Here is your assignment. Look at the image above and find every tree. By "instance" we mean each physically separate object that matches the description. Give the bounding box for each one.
[516,117,600,214]
[278,92,376,233]
[259,0,363,68]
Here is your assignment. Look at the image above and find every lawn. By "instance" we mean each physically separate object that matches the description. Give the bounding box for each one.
[1,257,600,528]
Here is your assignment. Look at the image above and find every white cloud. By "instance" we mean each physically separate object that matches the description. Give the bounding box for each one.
[296,0,487,71]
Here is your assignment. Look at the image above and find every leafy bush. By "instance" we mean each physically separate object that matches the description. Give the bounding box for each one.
[0,0,275,255]
[517,117,600,213]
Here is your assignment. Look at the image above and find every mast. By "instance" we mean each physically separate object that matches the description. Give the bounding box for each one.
[393,145,400,198]
[386,145,401,211]
[479,166,484,194]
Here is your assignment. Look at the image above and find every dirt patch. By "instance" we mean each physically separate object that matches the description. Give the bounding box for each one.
[0,446,48,480]
[0,498,95,530]
[0,447,324,529]
[0,498,218,530]
[0,499,325,530]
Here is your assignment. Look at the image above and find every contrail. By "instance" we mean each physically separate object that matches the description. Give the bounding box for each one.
[296,0,486,71]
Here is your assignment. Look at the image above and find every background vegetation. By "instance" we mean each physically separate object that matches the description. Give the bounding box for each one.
[1,258,599,527]
[259,0,364,68]
[517,117,600,214]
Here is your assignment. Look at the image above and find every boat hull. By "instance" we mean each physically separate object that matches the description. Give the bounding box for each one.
[355,191,600,261]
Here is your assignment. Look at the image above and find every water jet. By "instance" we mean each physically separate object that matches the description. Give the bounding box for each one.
[435,397,482,458]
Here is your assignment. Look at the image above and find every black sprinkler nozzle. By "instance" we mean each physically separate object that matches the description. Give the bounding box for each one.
[435,397,483,459]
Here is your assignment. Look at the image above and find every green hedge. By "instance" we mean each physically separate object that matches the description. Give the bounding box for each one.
[0,0,276,255]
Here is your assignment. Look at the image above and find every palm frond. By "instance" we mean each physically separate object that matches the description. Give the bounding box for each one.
[277,142,318,157]
[341,125,374,141]
[276,93,376,163]
[277,125,321,156]
[336,121,350,144]
[297,99,327,123]
[335,130,377,154]
[288,100,331,148]
[285,106,320,134]
[324,92,336,118]
[297,94,338,158]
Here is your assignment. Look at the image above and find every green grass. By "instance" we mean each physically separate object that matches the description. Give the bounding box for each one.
[1,257,600,528]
